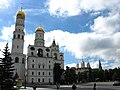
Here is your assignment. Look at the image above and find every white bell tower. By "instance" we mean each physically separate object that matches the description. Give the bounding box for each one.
[11,8,26,80]
[34,27,45,47]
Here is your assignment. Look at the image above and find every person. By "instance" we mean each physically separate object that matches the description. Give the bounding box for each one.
[93,83,96,90]
[33,84,37,90]
[72,83,76,90]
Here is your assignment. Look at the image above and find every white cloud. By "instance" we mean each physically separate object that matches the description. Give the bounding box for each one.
[0,0,12,9]
[24,33,35,54]
[91,13,120,35]
[24,9,47,16]
[46,0,120,17]
[0,24,14,41]
[46,0,81,17]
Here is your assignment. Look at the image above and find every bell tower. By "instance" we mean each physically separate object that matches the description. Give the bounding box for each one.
[11,8,26,80]
[34,27,45,47]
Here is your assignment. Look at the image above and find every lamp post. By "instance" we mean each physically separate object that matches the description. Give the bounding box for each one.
[24,74,26,89]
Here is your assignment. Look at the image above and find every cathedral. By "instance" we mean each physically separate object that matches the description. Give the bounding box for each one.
[10,9,64,84]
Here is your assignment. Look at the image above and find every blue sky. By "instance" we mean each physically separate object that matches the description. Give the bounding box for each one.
[0,0,120,69]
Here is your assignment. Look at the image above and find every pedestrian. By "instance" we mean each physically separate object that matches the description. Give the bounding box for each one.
[72,83,76,90]
[93,83,96,90]
[33,84,37,90]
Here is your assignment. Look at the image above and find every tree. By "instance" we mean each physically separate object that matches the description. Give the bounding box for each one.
[64,67,77,84]
[104,69,109,81]
[0,43,15,90]
[53,63,63,84]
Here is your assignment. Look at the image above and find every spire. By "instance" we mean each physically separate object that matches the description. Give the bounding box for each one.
[52,39,56,46]
[99,60,102,70]
[81,59,85,68]
[20,3,23,11]
[87,62,91,68]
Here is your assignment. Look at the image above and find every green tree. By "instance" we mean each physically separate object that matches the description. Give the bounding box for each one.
[112,71,118,81]
[99,70,104,81]
[0,43,15,90]
[64,67,77,84]
[104,69,109,81]
[53,63,63,84]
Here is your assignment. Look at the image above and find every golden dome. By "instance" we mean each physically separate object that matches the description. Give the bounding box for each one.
[36,27,44,32]
[16,10,25,19]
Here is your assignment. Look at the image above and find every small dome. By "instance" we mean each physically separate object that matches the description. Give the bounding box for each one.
[16,10,25,19]
[36,27,44,32]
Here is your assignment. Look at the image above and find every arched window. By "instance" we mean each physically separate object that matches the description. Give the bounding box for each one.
[32,72,34,75]
[42,78,44,82]
[47,53,49,57]
[31,52,34,56]
[37,48,43,57]
[38,72,40,75]
[49,72,51,75]
[22,58,25,64]
[22,35,24,39]
[49,65,51,69]
[18,34,20,39]
[32,78,34,83]
[43,72,44,75]
[30,47,35,50]
[49,78,51,83]
[38,78,40,82]
[46,48,50,52]
[38,64,41,68]
[15,57,19,63]
[13,35,16,39]
[54,53,57,59]
[32,64,34,68]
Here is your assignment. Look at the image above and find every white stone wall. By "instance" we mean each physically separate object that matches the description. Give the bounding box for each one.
[27,43,64,83]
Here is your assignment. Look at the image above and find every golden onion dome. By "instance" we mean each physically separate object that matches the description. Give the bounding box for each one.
[36,27,44,32]
[16,10,25,19]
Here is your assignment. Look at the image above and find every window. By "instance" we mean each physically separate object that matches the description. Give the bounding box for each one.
[49,61,50,63]
[15,57,19,63]
[43,72,44,75]
[38,72,40,75]
[32,60,34,62]
[22,35,24,39]
[30,47,35,50]
[42,78,44,82]
[18,34,20,39]
[32,78,34,83]
[32,64,34,68]
[49,65,51,69]
[32,72,34,75]
[38,78,40,82]
[38,64,40,68]
[46,48,50,52]
[47,53,49,57]
[37,48,43,57]
[31,52,34,56]
[49,72,51,75]
[49,78,51,83]
[14,35,16,39]
[43,65,44,69]
[22,58,25,64]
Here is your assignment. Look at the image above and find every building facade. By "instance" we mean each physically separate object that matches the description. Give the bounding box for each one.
[27,27,64,84]
[11,9,64,84]
[11,9,26,80]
